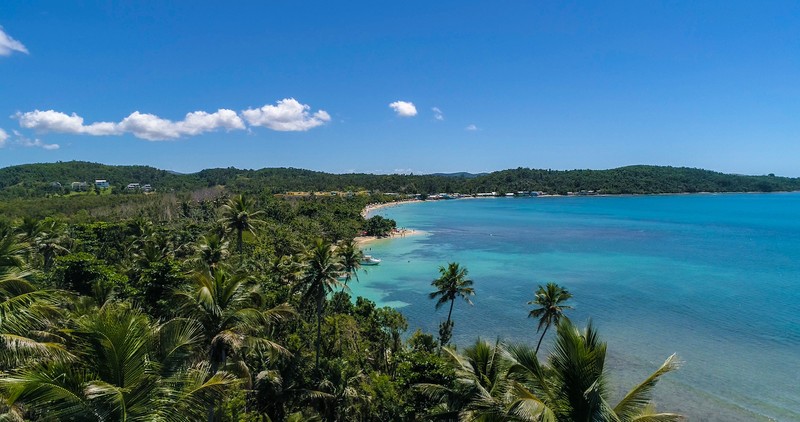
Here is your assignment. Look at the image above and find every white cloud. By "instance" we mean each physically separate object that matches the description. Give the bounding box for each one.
[6,130,59,150]
[465,124,478,131]
[0,129,8,148]
[432,107,444,121]
[15,108,246,141]
[389,101,417,117]
[15,110,118,135]
[0,27,28,56]
[117,109,244,140]
[14,99,329,141]
[242,98,330,131]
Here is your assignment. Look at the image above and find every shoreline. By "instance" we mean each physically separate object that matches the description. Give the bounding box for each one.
[361,199,423,218]
[357,190,799,247]
[354,195,795,421]
[354,228,427,246]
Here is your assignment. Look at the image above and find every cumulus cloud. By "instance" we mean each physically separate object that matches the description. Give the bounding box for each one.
[432,107,444,121]
[14,99,329,141]
[15,110,119,135]
[117,109,244,140]
[15,108,246,141]
[0,27,28,56]
[465,124,478,131]
[389,101,417,117]
[0,130,59,150]
[242,98,330,131]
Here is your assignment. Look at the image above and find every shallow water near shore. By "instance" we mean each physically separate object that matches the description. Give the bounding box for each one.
[350,193,800,421]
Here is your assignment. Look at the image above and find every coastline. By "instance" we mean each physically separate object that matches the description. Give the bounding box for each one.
[356,190,800,247]
[358,199,429,246]
[361,199,423,218]
[355,228,427,246]
[353,194,798,421]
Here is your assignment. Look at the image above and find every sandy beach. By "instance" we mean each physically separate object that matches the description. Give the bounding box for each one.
[358,199,428,246]
[361,199,424,218]
[354,228,426,246]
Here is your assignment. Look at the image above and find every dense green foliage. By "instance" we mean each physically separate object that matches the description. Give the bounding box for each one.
[1,161,798,201]
[0,178,681,420]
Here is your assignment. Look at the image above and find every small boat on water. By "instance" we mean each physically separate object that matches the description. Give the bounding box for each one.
[360,255,381,266]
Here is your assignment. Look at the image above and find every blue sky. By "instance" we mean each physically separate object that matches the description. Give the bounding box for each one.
[1,1,799,175]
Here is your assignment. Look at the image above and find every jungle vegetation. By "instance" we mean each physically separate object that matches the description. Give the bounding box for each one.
[0,175,683,420]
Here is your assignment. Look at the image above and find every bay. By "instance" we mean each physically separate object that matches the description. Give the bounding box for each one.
[350,193,800,421]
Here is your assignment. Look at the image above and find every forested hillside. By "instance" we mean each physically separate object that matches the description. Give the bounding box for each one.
[1,161,798,200]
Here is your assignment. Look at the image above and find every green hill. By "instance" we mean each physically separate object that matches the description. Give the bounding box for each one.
[0,161,798,200]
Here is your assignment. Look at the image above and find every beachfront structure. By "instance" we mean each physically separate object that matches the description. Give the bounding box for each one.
[95,179,110,189]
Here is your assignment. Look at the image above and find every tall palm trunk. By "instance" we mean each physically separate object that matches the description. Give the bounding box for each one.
[44,250,54,271]
[208,345,226,422]
[236,229,243,254]
[535,324,550,355]
[446,297,455,326]
[315,289,323,372]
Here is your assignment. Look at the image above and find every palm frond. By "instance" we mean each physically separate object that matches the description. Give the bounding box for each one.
[613,354,681,421]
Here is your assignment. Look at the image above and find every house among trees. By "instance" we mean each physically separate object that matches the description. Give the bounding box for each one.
[126,183,140,191]
[95,179,110,189]
[71,181,88,191]
[141,184,153,192]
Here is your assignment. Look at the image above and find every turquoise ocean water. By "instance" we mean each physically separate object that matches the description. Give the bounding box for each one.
[350,193,800,421]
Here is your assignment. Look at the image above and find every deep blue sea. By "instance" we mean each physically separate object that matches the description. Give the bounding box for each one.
[351,193,800,421]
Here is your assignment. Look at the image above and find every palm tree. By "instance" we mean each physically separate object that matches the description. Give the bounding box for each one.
[316,358,370,421]
[175,267,294,421]
[337,238,363,287]
[0,302,238,421]
[0,226,27,278]
[512,320,682,422]
[416,339,510,420]
[301,239,343,371]
[175,266,294,375]
[429,262,475,345]
[0,277,69,373]
[30,220,70,271]
[219,194,264,254]
[192,233,230,271]
[0,303,236,421]
[528,282,573,354]
[420,321,682,422]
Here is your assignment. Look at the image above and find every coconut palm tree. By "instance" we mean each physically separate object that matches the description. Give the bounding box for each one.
[420,321,682,422]
[30,220,70,271]
[301,239,343,371]
[192,233,230,271]
[417,339,510,420]
[0,302,238,421]
[219,194,264,254]
[337,238,363,287]
[0,226,27,278]
[176,268,294,422]
[0,277,69,373]
[528,282,573,354]
[507,320,682,422]
[175,266,294,376]
[429,262,475,345]
[316,358,370,421]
